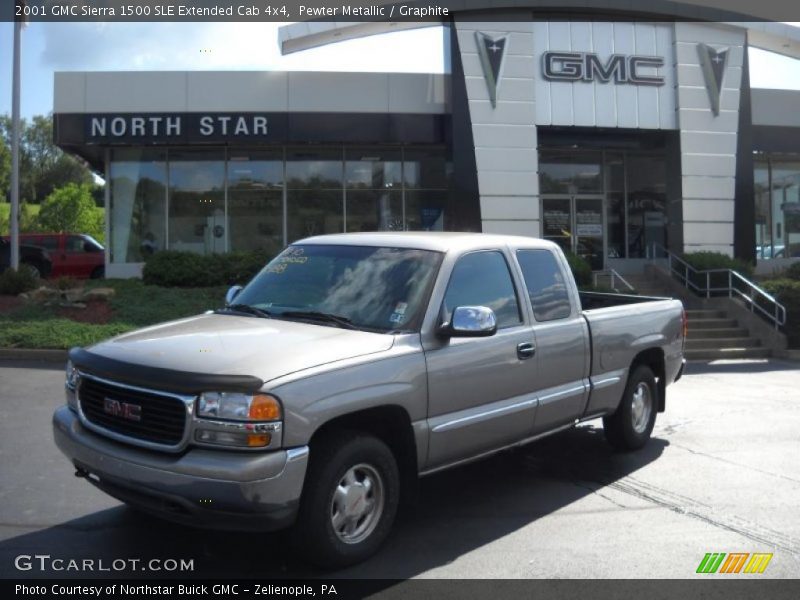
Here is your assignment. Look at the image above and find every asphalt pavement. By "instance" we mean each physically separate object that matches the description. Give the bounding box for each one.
[1,358,798,580]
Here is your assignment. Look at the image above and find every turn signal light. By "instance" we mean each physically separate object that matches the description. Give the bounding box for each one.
[249,394,282,421]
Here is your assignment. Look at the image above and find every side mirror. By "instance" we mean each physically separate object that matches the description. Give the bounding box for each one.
[439,306,497,338]
[225,285,243,305]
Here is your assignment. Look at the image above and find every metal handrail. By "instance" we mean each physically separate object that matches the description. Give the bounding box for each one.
[647,243,786,329]
[592,268,636,293]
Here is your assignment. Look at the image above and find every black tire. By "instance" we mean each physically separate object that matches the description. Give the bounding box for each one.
[90,266,105,279]
[21,261,42,279]
[292,432,400,569]
[603,365,658,451]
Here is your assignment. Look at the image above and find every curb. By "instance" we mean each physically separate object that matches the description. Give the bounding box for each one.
[0,348,68,362]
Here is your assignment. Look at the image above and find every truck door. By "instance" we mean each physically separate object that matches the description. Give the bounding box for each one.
[515,249,591,432]
[423,250,538,469]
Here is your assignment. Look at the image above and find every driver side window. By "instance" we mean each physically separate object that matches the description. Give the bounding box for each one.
[443,251,522,329]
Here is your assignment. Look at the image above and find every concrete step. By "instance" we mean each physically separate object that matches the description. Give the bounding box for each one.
[687,318,739,329]
[685,347,772,361]
[686,338,761,350]
[687,327,750,339]
[685,309,728,319]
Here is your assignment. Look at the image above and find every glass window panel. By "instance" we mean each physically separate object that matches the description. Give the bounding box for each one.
[404,147,448,189]
[109,148,167,263]
[754,159,772,258]
[605,153,625,193]
[443,251,522,329]
[626,155,667,258]
[168,149,225,255]
[404,191,447,231]
[287,190,343,243]
[541,198,572,255]
[346,190,403,232]
[345,147,403,189]
[606,192,625,259]
[227,151,284,256]
[539,151,603,194]
[286,148,343,189]
[772,161,800,258]
[516,250,572,321]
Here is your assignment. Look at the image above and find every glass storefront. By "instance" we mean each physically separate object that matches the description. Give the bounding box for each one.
[539,148,669,269]
[755,155,800,260]
[109,146,448,263]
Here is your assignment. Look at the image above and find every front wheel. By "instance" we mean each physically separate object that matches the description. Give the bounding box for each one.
[603,365,657,451]
[292,433,400,568]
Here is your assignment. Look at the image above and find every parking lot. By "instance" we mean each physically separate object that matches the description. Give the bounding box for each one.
[1,358,798,580]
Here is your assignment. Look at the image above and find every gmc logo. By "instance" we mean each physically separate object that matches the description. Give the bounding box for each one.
[103,397,142,422]
[542,51,665,86]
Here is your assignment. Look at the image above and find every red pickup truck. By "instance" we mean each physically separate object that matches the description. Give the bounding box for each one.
[7,233,104,279]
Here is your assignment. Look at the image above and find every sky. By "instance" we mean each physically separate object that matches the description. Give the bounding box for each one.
[0,21,799,120]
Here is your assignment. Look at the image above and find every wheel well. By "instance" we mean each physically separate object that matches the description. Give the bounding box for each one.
[309,406,419,506]
[631,348,666,412]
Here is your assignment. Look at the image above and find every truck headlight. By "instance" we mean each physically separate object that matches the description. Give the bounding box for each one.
[197,392,281,421]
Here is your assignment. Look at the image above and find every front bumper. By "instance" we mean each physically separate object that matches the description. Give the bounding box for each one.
[52,406,308,531]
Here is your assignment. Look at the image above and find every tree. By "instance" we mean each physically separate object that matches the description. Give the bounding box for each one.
[0,113,94,204]
[37,183,101,237]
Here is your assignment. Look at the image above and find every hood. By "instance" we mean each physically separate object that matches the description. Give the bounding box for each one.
[87,313,395,383]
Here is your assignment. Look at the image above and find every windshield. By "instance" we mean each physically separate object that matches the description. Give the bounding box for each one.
[234,244,443,332]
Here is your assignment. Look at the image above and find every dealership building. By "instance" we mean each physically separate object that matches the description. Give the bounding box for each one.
[52,9,800,278]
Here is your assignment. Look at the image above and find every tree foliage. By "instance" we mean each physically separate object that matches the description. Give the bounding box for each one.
[0,113,95,204]
[37,183,103,239]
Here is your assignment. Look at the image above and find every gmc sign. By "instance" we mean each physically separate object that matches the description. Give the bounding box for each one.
[542,51,665,86]
[103,397,142,422]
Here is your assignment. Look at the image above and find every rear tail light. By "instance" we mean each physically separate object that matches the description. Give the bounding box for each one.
[681,309,689,341]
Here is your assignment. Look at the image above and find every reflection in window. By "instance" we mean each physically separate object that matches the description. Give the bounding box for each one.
[168,149,225,255]
[228,151,283,255]
[443,251,521,329]
[345,149,403,232]
[286,148,343,243]
[540,151,603,194]
[109,148,167,263]
[626,155,667,258]
[516,250,571,321]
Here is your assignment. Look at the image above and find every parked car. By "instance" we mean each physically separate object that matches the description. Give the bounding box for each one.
[7,233,104,279]
[54,233,685,567]
[0,237,52,279]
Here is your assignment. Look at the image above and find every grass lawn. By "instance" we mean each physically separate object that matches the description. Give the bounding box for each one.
[0,279,228,349]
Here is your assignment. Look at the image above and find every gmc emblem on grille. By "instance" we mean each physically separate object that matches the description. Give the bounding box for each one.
[103,397,142,422]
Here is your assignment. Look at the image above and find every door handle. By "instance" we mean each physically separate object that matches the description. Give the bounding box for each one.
[517,342,536,360]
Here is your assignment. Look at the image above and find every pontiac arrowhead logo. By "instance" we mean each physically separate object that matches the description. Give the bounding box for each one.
[697,43,729,116]
[476,32,508,108]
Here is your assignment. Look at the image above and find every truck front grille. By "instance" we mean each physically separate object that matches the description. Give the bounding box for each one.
[78,376,188,446]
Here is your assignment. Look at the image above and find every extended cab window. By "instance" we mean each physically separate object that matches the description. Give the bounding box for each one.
[516,249,572,321]
[443,251,522,329]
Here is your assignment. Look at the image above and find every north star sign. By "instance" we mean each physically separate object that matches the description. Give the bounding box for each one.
[542,52,665,86]
[85,113,269,143]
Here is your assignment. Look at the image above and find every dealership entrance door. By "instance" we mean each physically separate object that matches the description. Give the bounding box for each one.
[542,195,605,270]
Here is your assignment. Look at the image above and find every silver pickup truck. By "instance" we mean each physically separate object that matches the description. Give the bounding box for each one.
[53,232,685,567]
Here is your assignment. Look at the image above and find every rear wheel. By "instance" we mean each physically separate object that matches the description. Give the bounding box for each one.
[292,432,399,568]
[90,266,105,279]
[21,261,42,279]
[603,365,657,451]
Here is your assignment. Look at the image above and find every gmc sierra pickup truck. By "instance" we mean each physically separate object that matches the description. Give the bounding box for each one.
[53,233,685,567]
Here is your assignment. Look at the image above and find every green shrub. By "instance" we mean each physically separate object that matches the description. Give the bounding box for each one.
[784,262,800,281]
[564,251,592,288]
[682,251,754,279]
[142,250,271,288]
[762,278,800,349]
[0,267,37,295]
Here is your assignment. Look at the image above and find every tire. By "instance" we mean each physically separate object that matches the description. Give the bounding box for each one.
[90,266,105,279]
[603,365,658,451]
[21,261,41,279]
[292,432,400,568]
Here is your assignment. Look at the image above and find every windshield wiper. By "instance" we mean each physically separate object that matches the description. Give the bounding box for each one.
[217,303,273,319]
[280,310,357,330]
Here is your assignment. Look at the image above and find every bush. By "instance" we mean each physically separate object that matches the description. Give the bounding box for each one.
[0,267,38,295]
[142,250,272,288]
[37,183,104,241]
[564,251,592,287]
[784,262,800,281]
[762,278,800,349]
[682,251,754,279]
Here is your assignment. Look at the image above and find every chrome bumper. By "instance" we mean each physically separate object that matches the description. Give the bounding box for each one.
[52,406,308,531]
